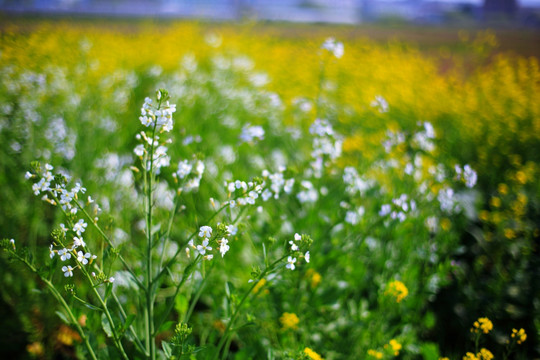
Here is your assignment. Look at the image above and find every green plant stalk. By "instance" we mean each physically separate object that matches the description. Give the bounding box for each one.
[10,251,98,360]
[78,261,130,360]
[144,118,159,360]
[183,262,213,324]
[73,198,145,291]
[153,255,201,336]
[214,255,288,360]
[112,291,148,356]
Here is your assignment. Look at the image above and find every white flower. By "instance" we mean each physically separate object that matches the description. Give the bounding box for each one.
[379,204,392,217]
[62,265,74,277]
[196,239,212,255]
[108,277,115,283]
[294,233,301,241]
[198,226,212,238]
[304,251,310,263]
[205,254,214,261]
[289,241,299,251]
[240,124,265,143]
[134,144,145,157]
[286,256,297,270]
[226,224,238,236]
[77,251,92,265]
[49,244,55,258]
[25,171,33,180]
[177,160,192,179]
[73,236,86,248]
[321,37,344,58]
[58,248,71,261]
[371,95,389,113]
[219,238,230,257]
[73,219,88,236]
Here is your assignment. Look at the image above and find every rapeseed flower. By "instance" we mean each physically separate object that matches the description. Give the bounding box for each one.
[279,312,299,331]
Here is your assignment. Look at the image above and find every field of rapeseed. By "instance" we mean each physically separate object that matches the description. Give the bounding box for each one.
[0,18,539,360]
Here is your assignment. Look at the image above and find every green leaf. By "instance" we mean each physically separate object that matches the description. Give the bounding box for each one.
[84,302,103,311]
[56,310,70,324]
[101,313,113,338]
[419,342,440,360]
[158,320,176,333]
[162,341,172,358]
[124,314,136,329]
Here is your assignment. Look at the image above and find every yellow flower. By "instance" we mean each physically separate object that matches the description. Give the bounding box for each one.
[253,278,266,294]
[490,197,501,208]
[306,269,322,288]
[389,339,402,356]
[511,328,527,344]
[497,183,509,195]
[504,228,516,239]
[26,342,44,357]
[440,218,452,231]
[463,352,478,360]
[368,349,383,359]
[439,358,450,360]
[477,348,493,360]
[471,317,493,334]
[279,312,299,331]
[304,347,324,360]
[385,280,409,303]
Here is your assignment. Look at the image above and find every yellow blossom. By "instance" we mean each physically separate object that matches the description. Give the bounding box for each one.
[471,317,493,334]
[477,348,493,360]
[304,347,324,360]
[26,342,44,357]
[368,349,384,359]
[279,312,299,331]
[511,328,527,344]
[385,280,409,303]
[253,278,267,294]
[463,352,478,360]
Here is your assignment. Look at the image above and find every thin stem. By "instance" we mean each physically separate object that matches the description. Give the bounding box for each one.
[79,262,130,360]
[112,291,148,356]
[10,252,98,360]
[153,256,201,336]
[145,118,159,360]
[213,256,288,360]
[72,198,145,291]
[183,263,214,324]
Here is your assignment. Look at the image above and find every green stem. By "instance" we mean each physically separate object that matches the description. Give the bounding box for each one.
[153,256,201,336]
[11,252,98,360]
[145,118,159,360]
[214,256,287,360]
[112,291,148,356]
[79,263,130,360]
[184,263,213,324]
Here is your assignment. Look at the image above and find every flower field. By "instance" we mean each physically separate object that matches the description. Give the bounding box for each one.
[0,18,539,360]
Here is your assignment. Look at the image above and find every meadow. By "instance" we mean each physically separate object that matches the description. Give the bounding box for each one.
[0,17,538,360]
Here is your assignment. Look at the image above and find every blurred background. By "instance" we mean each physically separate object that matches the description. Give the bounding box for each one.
[1,0,539,27]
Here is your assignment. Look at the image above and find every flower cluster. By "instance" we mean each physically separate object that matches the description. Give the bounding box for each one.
[379,194,417,222]
[321,37,344,59]
[261,168,294,201]
[511,328,527,344]
[139,90,177,133]
[239,124,265,143]
[455,164,478,188]
[304,347,323,360]
[310,119,343,172]
[385,280,409,303]
[471,317,493,334]
[186,224,234,260]
[279,312,299,331]
[286,233,311,271]
[173,158,205,193]
[371,95,389,113]
[225,179,264,208]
